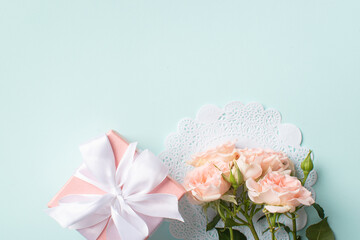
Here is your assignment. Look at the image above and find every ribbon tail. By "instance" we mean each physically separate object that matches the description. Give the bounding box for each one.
[108,208,148,240]
[46,194,113,231]
[127,193,184,222]
[78,219,109,240]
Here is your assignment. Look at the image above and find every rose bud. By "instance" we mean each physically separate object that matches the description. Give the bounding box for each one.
[232,160,244,186]
[301,150,314,185]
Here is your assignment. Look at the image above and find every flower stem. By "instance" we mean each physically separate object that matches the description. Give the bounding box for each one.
[272,230,276,240]
[265,213,277,240]
[291,212,297,240]
[248,220,259,240]
[240,205,260,240]
[229,227,234,240]
[237,192,260,240]
[301,172,309,185]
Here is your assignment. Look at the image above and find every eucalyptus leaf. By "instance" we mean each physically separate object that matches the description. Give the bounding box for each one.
[206,214,221,231]
[306,217,335,240]
[312,203,325,219]
[215,228,247,240]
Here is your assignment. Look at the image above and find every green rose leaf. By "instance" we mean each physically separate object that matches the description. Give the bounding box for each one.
[257,215,266,223]
[306,217,335,240]
[312,203,325,219]
[231,229,247,240]
[224,218,243,228]
[206,214,221,231]
[215,228,247,240]
[277,223,291,234]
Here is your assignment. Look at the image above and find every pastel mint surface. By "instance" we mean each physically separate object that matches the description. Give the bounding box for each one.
[1,0,359,239]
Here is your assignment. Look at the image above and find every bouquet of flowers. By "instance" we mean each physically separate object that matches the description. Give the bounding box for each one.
[183,142,334,240]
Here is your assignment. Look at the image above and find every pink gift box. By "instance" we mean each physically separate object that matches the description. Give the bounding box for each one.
[48,130,185,239]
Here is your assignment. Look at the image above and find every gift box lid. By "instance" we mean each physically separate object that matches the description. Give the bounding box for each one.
[48,130,185,240]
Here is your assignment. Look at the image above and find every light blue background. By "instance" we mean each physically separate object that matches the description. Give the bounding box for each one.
[1,1,359,239]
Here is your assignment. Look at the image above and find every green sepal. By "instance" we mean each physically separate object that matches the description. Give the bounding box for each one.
[221,172,231,184]
[233,161,244,185]
[228,168,238,189]
[220,194,237,205]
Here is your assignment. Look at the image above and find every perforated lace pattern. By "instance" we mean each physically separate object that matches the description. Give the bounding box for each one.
[159,102,317,240]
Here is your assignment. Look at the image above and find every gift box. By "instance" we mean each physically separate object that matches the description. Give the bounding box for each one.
[47,130,185,240]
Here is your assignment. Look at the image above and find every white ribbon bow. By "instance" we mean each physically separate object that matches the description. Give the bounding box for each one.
[47,135,183,240]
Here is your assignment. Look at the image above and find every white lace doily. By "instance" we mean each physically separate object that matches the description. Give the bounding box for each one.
[159,102,317,240]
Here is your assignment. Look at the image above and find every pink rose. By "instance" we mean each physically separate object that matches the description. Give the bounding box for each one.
[235,148,294,180]
[184,163,231,204]
[246,171,314,213]
[187,141,239,173]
